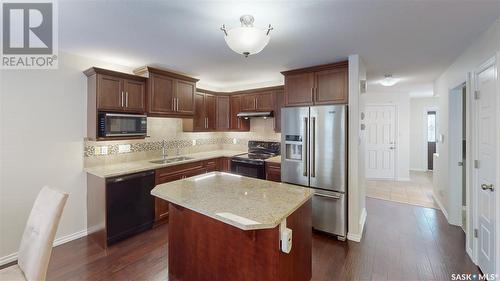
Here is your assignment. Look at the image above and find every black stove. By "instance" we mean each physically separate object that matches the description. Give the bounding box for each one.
[231,141,280,179]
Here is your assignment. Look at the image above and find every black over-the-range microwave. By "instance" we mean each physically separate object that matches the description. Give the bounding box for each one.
[98,112,147,138]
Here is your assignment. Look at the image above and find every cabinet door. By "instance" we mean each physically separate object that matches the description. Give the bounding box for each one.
[176,80,195,115]
[241,94,257,111]
[97,74,123,111]
[123,79,146,112]
[315,67,348,104]
[204,158,218,173]
[274,90,284,132]
[182,167,208,178]
[205,94,217,130]
[229,96,249,131]
[193,93,206,131]
[217,157,231,172]
[154,172,182,225]
[216,96,230,131]
[266,163,281,182]
[149,74,175,115]
[284,72,315,106]
[256,92,274,111]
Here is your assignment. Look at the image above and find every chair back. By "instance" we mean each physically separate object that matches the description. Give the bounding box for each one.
[17,186,68,281]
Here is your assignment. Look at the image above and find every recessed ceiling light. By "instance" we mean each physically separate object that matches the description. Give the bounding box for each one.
[380,74,398,87]
[220,15,273,58]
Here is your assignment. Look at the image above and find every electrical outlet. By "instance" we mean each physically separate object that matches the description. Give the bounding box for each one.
[101,146,108,155]
[192,139,196,146]
[233,138,237,144]
[118,144,131,153]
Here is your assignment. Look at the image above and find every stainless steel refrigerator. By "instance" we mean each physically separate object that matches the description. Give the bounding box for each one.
[281,105,347,240]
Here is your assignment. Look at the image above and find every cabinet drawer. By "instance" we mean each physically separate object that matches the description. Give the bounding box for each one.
[155,161,205,183]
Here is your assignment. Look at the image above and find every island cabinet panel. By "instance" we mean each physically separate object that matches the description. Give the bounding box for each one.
[167,199,312,281]
[265,162,281,182]
[282,60,348,107]
[229,95,250,131]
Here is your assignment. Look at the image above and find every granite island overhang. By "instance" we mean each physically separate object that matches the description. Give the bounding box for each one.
[151,171,314,281]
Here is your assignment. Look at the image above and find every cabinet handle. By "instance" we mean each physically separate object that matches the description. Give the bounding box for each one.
[121,91,124,107]
[237,117,240,129]
[125,92,129,108]
[311,88,314,101]
[172,98,175,111]
[176,98,179,111]
[254,97,257,110]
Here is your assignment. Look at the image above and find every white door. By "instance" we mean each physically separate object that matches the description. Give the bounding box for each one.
[476,60,497,274]
[365,105,396,179]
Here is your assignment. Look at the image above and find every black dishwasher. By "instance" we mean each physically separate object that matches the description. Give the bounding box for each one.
[106,170,155,245]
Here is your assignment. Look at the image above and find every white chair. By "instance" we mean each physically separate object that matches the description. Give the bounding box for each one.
[0,186,68,281]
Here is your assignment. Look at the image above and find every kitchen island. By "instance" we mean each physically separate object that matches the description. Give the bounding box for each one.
[151,172,314,281]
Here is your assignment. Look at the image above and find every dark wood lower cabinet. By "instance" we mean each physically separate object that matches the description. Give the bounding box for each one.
[266,161,281,182]
[168,199,312,281]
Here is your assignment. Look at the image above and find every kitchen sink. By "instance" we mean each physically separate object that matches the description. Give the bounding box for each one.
[150,156,194,164]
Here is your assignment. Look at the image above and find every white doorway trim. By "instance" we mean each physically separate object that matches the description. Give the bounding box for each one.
[365,103,398,180]
[471,55,499,273]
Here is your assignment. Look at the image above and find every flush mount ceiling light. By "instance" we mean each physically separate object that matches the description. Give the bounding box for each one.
[380,74,398,87]
[221,15,273,58]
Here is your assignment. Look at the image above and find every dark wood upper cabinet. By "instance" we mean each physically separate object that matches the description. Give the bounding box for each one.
[283,73,315,106]
[96,74,123,111]
[315,67,348,104]
[241,94,257,111]
[176,80,196,114]
[193,93,206,131]
[274,89,284,133]
[123,79,146,112]
[229,95,250,131]
[216,96,230,131]
[148,73,175,115]
[256,92,274,111]
[84,67,146,140]
[134,66,199,118]
[205,94,217,130]
[282,61,348,106]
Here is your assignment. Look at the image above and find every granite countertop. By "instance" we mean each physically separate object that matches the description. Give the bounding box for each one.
[265,155,281,164]
[85,150,246,178]
[151,172,313,230]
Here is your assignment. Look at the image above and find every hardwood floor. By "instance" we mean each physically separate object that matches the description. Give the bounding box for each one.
[38,198,478,281]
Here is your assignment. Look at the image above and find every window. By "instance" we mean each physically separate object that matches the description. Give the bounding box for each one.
[427,111,436,142]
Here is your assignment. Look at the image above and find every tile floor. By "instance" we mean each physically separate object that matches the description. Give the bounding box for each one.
[366,171,439,209]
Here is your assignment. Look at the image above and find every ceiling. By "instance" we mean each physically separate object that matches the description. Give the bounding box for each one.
[59,0,500,92]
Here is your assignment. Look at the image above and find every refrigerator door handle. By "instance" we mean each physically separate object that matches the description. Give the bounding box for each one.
[311,117,316,177]
[314,193,341,200]
[303,117,308,177]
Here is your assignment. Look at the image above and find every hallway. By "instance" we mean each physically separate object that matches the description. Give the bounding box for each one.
[366,171,438,209]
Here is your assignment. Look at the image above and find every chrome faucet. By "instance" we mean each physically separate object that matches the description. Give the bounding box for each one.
[162,140,168,159]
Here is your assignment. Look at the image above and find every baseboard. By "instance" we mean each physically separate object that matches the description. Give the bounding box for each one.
[432,192,449,220]
[347,208,367,242]
[0,229,88,266]
[410,168,427,172]
[397,177,411,182]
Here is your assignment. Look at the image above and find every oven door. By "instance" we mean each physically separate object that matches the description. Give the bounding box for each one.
[231,159,265,179]
[99,113,147,137]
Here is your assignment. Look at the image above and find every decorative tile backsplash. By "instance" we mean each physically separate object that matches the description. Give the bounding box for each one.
[84,117,280,167]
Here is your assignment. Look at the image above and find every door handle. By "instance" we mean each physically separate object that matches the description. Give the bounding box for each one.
[458,162,464,166]
[389,147,395,150]
[314,193,341,200]
[311,117,316,178]
[303,117,308,177]
[481,184,494,191]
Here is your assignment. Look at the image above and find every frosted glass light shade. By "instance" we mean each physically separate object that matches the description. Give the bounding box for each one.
[380,75,398,87]
[224,27,270,57]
